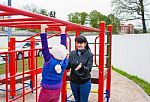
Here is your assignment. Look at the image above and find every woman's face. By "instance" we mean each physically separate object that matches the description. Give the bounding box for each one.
[75,42,86,50]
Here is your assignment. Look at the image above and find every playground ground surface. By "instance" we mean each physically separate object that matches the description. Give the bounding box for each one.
[0,71,150,102]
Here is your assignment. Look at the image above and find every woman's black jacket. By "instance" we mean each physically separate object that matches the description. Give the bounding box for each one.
[66,49,93,84]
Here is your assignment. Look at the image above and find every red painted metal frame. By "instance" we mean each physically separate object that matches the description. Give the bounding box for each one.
[106,25,113,98]
[0,4,99,32]
[94,35,100,67]
[3,37,43,102]
[30,38,35,89]
[8,38,16,97]
[98,22,105,102]
[0,4,113,102]
[5,54,9,102]
[0,34,72,102]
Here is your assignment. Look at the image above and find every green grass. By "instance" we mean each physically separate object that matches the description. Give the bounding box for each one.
[113,66,150,96]
[0,57,43,75]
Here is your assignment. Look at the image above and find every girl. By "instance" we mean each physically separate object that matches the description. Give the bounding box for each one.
[38,25,68,102]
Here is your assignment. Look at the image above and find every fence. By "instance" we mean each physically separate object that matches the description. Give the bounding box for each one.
[112,34,150,83]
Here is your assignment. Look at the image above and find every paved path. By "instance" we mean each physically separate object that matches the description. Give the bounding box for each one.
[110,71,150,102]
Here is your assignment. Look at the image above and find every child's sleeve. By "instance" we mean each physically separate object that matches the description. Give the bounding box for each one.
[60,33,67,47]
[40,33,52,62]
[60,26,67,47]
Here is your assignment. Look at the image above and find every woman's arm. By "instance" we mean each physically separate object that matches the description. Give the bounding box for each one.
[74,53,93,72]
[81,54,93,72]
[66,56,71,70]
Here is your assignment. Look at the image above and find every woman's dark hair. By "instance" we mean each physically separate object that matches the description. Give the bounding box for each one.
[75,36,90,50]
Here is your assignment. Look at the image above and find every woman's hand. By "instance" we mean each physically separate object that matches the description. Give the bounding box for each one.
[75,63,82,71]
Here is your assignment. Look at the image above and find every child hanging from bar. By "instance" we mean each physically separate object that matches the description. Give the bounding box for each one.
[38,24,68,102]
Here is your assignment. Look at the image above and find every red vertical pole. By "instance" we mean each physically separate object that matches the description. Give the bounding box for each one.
[75,30,80,49]
[75,30,80,38]
[61,70,67,102]
[98,21,105,102]
[30,38,35,89]
[9,37,16,97]
[5,54,9,102]
[22,51,25,102]
[106,25,113,98]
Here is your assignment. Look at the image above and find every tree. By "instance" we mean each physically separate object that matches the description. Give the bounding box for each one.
[68,10,121,34]
[89,10,101,28]
[80,12,88,25]
[108,14,120,34]
[23,4,52,32]
[68,12,88,25]
[23,4,39,13]
[89,10,116,28]
[39,9,48,16]
[111,0,150,33]
[23,4,56,17]
[68,12,80,24]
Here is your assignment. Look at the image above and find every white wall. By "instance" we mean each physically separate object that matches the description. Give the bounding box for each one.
[0,36,29,48]
[112,34,150,83]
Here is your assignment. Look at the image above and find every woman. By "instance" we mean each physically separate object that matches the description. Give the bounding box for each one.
[67,36,93,102]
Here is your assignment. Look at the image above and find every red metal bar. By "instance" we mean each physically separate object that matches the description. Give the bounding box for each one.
[61,71,67,102]
[28,50,31,76]
[22,52,25,102]
[5,54,9,102]
[75,30,80,49]
[0,21,62,26]
[75,30,80,38]
[98,21,105,102]
[16,33,40,42]
[0,11,17,16]
[67,35,71,52]
[30,38,35,89]
[8,37,16,97]
[0,4,100,32]
[35,50,38,102]
[106,25,113,98]
[0,17,48,22]
[94,36,100,67]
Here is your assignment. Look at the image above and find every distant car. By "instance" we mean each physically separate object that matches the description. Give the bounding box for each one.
[0,42,42,60]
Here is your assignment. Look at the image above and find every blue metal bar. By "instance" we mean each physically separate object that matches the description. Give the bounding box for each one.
[8,0,12,42]
[105,90,110,102]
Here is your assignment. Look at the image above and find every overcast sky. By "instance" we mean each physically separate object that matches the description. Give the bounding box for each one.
[0,0,112,20]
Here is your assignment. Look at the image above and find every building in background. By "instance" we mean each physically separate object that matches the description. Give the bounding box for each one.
[119,24,134,34]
